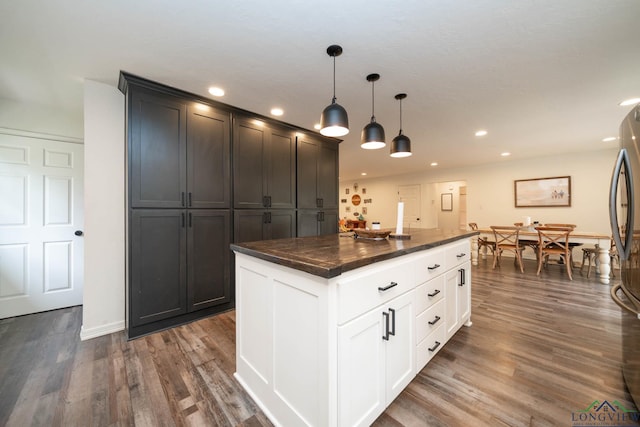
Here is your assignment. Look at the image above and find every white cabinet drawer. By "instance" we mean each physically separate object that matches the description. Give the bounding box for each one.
[445,240,471,269]
[414,248,446,281]
[414,275,445,314]
[337,258,416,325]
[415,323,446,372]
[415,299,445,344]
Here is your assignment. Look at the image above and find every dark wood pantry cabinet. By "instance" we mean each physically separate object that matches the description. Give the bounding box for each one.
[119,72,339,338]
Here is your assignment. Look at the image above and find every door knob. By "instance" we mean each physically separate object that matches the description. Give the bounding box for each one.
[74,230,83,236]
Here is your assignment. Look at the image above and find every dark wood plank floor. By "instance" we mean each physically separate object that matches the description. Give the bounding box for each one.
[1,258,637,426]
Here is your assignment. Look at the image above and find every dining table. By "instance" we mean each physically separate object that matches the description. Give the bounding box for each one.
[474,227,612,284]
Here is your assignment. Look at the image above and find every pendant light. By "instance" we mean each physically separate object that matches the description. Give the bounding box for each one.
[320,45,349,137]
[390,93,412,158]
[361,73,386,149]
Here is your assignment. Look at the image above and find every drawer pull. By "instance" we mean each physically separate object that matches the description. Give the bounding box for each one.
[459,268,466,286]
[428,315,441,326]
[427,289,441,298]
[378,282,398,292]
[427,264,441,271]
[456,252,466,258]
[428,341,441,352]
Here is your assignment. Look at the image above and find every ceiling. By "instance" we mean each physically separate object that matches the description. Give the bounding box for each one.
[2,0,640,181]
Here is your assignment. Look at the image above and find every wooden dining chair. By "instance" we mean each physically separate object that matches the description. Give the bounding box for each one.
[535,226,574,280]
[544,223,582,262]
[469,222,496,260]
[490,226,526,273]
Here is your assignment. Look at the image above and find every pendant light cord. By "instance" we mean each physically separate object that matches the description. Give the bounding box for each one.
[399,98,403,135]
[332,55,337,103]
[371,80,375,120]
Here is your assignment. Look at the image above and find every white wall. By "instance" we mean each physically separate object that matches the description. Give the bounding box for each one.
[0,98,83,138]
[341,148,618,235]
[80,80,126,340]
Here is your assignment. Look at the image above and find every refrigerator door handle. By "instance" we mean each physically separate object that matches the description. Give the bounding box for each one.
[610,148,635,260]
[611,283,640,318]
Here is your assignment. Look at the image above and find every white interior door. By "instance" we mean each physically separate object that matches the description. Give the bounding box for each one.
[0,133,84,318]
[398,184,422,229]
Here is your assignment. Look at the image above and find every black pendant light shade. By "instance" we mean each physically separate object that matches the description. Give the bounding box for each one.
[320,45,349,137]
[361,73,386,149]
[390,93,412,158]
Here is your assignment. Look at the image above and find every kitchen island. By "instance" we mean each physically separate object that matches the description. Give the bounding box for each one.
[231,229,476,427]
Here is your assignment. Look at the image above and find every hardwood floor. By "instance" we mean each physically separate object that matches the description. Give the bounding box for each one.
[1,258,637,426]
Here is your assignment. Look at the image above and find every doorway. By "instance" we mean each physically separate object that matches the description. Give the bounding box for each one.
[0,132,84,318]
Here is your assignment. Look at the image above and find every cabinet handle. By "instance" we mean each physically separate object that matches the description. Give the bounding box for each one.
[427,264,441,271]
[428,315,441,326]
[378,282,398,292]
[427,289,441,297]
[267,212,272,224]
[456,252,466,258]
[382,311,390,341]
[428,341,441,352]
[188,192,192,207]
[263,196,268,208]
[181,192,185,207]
[316,198,323,208]
[389,308,396,336]
[188,212,192,227]
[181,212,185,228]
[459,268,466,286]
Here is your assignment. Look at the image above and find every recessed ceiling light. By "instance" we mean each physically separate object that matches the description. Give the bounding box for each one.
[271,108,284,116]
[361,172,367,176]
[602,136,618,142]
[501,152,511,157]
[208,87,225,97]
[619,98,640,106]
[430,162,438,166]
[475,130,488,137]
[314,123,321,130]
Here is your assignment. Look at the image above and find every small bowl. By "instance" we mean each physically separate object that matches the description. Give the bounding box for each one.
[354,230,391,239]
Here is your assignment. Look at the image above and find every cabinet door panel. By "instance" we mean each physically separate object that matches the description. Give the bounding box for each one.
[234,119,268,208]
[385,291,415,403]
[269,210,296,240]
[458,261,471,324]
[268,130,296,209]
[445,268,460,339]
[319,210,339,236]
[338,308,386,427]
[234,210,267,243]
[130,90,186,208]
[187,107,231,208]
[297,137,319,209]
[130,210,187,326]
[297,210,320,237]
[188,210,231,311]
[318,142,339,209]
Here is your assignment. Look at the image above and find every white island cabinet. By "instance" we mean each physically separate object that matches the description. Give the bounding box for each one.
[232,231,473,427]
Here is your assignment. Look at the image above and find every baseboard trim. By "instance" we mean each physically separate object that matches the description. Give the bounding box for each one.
[80,320,125,341]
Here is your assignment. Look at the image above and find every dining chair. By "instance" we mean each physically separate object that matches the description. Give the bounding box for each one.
[469,223,496,260]
[490,226,526,273]
[544,223,582,263]
[535,226,574,280]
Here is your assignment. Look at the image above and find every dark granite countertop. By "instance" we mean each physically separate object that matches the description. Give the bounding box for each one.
[231,229,478,278]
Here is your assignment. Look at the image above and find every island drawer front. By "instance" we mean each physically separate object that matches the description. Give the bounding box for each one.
[414,275,445,314]
[415,248,446,281]
[445,240,471,269]
[415,299,445,344]
[337,259,416,325]
[416,323,446,372]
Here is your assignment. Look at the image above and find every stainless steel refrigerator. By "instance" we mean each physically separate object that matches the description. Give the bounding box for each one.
[610,104,640,408]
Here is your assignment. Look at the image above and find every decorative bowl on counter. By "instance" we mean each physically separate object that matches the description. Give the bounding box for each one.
[353,229,391,240]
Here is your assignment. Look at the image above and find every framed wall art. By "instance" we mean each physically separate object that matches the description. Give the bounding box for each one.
[514,176,571,207]
[441,193,453,211]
